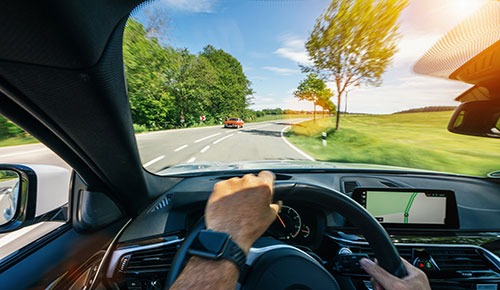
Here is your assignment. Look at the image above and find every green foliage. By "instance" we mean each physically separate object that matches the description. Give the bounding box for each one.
[294,74,334,120]
[123,19,253,130]
[305,0,408,129]
[133,124,148,133]
[287,112,500,176]
[0,115,25,140]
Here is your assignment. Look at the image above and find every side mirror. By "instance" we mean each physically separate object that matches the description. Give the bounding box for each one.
[0,164,70,233]
[448,100,500,138]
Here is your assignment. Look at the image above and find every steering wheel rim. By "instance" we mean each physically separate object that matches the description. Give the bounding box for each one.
[165,181,406,288]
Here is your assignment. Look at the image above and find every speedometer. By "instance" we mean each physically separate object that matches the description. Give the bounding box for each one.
[267,205,302,240]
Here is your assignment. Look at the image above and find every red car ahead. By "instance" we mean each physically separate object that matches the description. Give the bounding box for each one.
[224,117,244,128]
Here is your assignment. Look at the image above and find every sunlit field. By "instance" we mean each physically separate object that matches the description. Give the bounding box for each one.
[287,112,500,176]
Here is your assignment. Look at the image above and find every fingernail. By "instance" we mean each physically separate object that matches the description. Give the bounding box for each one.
[360,258,374,268]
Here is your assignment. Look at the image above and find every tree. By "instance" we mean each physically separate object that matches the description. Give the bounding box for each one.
[294,74,333,122]
[317,97,336,116]
[305,0,408,129]
[123,19,175,129]
[200,45,254,120]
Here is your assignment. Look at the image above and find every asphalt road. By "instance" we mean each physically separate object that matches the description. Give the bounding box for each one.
[137,119,314,173]
[0,119,314,174]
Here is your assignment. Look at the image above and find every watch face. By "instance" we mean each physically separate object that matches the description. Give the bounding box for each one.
[189,230,230,259]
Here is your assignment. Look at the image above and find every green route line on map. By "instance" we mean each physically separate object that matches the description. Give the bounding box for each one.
[403,192,418,224]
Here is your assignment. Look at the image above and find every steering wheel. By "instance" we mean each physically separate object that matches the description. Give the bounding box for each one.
[165,181,407,289]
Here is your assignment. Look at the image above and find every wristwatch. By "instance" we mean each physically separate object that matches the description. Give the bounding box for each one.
[188,229,247,273]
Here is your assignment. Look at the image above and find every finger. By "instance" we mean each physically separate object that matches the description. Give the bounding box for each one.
[258,170,275,187]
[269,202,281,217]
[360,258,399,290]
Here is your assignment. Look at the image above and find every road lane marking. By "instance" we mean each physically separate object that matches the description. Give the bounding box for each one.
[0,148,48,158]
[213,134,234,144]
[280,127,315,161]
[186,157,196,163]
[143,155,165,167]
[174,144,189,152]
[194,133,221,143]
[200,146,210,153]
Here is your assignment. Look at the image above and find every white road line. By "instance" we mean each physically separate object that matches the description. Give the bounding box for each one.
[0,148,47,158]
[186,157,196,163]
[213,134,234,144]
[143,155,165,167]
[174,144,189,152]
[200,146,210,153]
[194,133,221,143]
[280,127,315,161]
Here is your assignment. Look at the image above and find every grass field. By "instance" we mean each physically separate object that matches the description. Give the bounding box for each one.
[250,114,312,123]
[286,112,500,176]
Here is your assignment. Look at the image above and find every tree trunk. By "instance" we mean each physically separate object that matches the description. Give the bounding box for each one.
[335,94,341,130]
[313,103,316,123]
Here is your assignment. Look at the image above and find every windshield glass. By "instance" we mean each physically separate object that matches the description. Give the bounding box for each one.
[125,0,498,176]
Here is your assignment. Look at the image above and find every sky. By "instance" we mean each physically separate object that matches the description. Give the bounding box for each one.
[133,0,489,114]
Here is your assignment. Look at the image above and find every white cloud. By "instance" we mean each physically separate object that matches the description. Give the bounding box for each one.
[161,0,218,13]
[263,66,299,75]
[274,36,312,65]
[345,74,472,114]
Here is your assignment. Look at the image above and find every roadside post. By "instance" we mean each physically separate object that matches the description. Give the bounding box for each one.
[322,132,327,147]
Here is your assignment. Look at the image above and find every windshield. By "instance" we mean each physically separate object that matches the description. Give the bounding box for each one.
[124,0,498,176]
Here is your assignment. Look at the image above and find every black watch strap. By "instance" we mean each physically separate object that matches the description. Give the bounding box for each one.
[221,238,247,273]
[188,229,247,274]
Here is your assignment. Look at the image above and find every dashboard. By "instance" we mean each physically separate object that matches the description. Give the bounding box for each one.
[102,170,500,290]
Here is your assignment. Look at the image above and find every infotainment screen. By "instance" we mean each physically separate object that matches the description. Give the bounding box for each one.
[352,188,459,229]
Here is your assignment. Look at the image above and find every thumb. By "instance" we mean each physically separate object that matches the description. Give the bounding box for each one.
[361,258,399,289]
[269,202,281,217]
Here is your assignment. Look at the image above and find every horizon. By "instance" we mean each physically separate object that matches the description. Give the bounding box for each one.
[133,0,488,114]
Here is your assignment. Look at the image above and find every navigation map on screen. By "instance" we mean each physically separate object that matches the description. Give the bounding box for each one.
[364,191,447,224]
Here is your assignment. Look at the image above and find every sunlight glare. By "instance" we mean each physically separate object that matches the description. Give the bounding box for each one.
[451,0,486,20]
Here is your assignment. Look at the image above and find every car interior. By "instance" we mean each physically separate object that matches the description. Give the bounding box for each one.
[0,1,499,290]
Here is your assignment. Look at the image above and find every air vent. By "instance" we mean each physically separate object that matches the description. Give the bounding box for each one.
[119,243,179,274]
[342,181,359,193]
[150,194,172,213]
[349,244,412,261]
[427,247,490,271]
[340,244,493,272]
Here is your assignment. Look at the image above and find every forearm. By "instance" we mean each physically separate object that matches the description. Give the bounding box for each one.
[170,257,239,290]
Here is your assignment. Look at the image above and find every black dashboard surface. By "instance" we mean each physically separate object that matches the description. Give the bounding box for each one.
[107,170,500,290]
[120,171,500,242]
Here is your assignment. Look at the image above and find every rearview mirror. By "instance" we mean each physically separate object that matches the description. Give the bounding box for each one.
[448,100,500,138]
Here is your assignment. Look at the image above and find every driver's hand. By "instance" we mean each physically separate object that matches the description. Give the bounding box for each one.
[361,258,431,290]
[205,171,280,254]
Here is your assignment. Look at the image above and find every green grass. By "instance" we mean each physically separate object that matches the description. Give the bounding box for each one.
[286,112,500,176]
[0,136,38,147]
[249,114,312,123]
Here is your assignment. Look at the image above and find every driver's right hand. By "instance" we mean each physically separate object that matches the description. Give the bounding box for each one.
[361,258,431,290]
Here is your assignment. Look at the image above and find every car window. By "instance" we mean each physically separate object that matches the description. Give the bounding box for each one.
[0,114,70,262]
[123,0,498,178]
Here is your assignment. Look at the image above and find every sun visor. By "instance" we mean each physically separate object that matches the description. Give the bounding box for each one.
[413,1,500,85]
[455,85,491,103]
